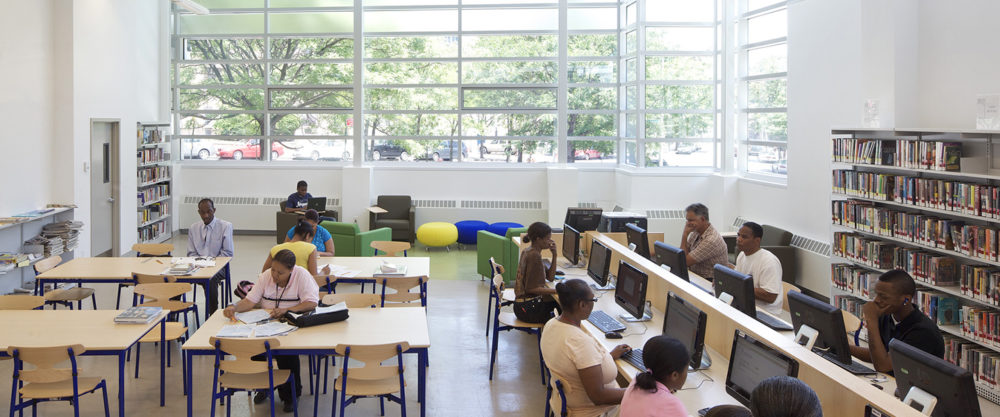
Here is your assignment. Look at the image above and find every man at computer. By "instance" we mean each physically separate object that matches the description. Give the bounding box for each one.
[679,203,729,280]
[848,269,944,373]
[187,198,234,315]
[284,180,313,213]
[733,221,783,316]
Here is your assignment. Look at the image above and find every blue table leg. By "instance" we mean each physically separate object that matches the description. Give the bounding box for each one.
[118,352,126,417]
[186,351,194,416]
[160,318,166,406]
[224,263,232,305]
[418,349,427,417]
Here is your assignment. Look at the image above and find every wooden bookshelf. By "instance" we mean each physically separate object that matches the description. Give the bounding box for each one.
[831,128,1000,407]
[137,122,172,246]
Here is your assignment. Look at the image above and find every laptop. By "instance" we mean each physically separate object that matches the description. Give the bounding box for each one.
[306,197,327,212]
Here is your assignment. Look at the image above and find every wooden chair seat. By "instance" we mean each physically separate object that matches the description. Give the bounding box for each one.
[18,377,104,399]
[138,322,188,343]
[498,312,545,329]
[501,288,516,303]
[44,287,95,302]
[333,375,406,396]
[219,369,291,390]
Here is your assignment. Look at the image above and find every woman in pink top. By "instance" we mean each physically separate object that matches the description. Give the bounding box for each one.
[223,249,320,413]
[619,336,690,417]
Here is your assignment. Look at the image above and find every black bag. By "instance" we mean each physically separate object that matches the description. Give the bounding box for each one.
[283,308,349,328]
[513,296,555,324]
[234,280,254,299]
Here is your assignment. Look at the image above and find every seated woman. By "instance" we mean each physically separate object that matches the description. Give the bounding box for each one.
[749,376,822,417]
[541,278,630,417]
[264,220,330,275]
[619,336,690,417]
[223,249,320,412]
[283,209,334,257]
[512,222,560,323]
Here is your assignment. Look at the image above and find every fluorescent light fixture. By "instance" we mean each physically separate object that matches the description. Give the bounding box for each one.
[172,0,209,15]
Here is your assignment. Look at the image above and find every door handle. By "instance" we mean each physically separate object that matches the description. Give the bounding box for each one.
[107,197,115,203]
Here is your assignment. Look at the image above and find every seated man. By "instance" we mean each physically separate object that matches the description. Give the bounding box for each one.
[284,180,312,213]
[187,198,234,315]
[679,203,729,280]
[733,221,783,316]
[849,269,945,373]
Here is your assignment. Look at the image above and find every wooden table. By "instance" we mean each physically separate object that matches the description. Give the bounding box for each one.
[0,310,168,417]
[317,256,431,294]
[182,308,431,417]
[34,256,233,319]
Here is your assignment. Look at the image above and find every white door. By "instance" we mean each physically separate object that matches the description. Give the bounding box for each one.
[90,121,119,257]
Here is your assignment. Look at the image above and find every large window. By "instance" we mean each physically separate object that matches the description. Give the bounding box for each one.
[736,0,788,178]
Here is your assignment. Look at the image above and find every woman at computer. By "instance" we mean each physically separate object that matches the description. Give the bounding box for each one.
[263,220,330,276]
[749,376,822,417]
[540,279,631,417]
[619,336,690,417]
[283,209,334,257]
[512,222,560,323]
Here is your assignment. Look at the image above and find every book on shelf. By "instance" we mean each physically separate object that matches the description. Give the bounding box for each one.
[942,335,1000,392]
[831,138,962,171]
[115,306,163,324]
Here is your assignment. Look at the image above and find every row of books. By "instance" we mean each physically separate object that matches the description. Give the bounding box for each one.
[138,148,166,165]
[832,138,962,171]
[138,165,170,185]
[833,170,1000,218]
[961,265,1000,307]
[139,222,168,242]
[832,294,869,341]
[832,264,879,299]
[832,233,959,285]
[139,128,165,146]
[138,203,169,226]
[943,335,1000,393]
[138,184,170,206]
[960,306,1000,349]
[915,290,961,325]
[833,200,1000,262]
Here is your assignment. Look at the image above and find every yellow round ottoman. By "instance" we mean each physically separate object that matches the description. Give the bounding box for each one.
[417,222,459,251]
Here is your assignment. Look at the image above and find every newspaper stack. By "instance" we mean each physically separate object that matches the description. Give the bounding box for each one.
[24,235,64,257]
[41,221,83,252]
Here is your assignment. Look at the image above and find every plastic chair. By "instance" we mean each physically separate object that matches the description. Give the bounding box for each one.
[842,309,864,346]
[484,258,513,337]
[7,344,110,417]
[781,281,801,312]
[33,255,96,310]
[543,374,568,417]
[488,274,547,385]
[314,274,338,294]
[0,295,45,310]
[209,337,297,417]
[379,276,429,307]
[333,342,410,417]
[322,293,382,309]
[371,240,411,257]
[130,279,197,389]
[124,243,173,309]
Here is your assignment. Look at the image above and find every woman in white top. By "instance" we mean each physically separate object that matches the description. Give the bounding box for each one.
[540,278,631,417]
[224,249,320,413]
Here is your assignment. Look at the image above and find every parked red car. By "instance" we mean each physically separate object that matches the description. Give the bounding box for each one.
[217,141,284,160]
[574,149,603,160]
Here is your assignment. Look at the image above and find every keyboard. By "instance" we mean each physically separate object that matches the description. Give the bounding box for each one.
[816,349,877,375]
[621,348,644,370]
[756,312,793,331]
[587,310,626,333]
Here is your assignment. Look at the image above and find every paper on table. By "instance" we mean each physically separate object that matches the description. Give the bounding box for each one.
[254,321,297,337]
[315,302,348,314]
[173,257,217,267]
[320,264,361,278]
[216,324,254,338]
[235,309,272,324]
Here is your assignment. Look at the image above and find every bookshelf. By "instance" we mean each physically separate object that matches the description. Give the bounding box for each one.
[137,122,172,245]
[0,207,77,295]
[831,128,1000,406]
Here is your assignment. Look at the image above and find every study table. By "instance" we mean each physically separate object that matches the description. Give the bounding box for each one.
[0,310,168,417]
[316,256,431,294]
[182,307,431,417]
[34,256,233,319]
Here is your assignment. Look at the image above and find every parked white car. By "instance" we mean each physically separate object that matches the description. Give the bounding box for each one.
[289,140,352,161]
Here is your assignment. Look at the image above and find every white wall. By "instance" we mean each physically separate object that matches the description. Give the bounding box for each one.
[0,0,56,215]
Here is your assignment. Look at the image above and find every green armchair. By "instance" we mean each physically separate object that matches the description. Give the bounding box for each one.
[320,221,392,257]
[477,230,520,285]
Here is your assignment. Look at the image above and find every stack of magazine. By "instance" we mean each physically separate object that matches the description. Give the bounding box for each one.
[115,306,163,324]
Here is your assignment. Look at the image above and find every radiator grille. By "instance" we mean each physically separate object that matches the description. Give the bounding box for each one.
[413,199,457,208]
[184,196,339,208]
[577,202,598,208]
[460,200,543,210]
[791,235,831,256]
[645,209,685,219]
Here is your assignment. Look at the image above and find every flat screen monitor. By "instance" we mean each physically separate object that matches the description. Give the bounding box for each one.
[663,292,707,369]
[562,224,580,266]
[625,223,651,260]
[587,240,612,287]
[713,264,757,320]
[653,241,689,281]
[725,330,800,407]
[786,291,852,365]
[614,261,649,320]
[889,339,982,417]
[565,208,603,232]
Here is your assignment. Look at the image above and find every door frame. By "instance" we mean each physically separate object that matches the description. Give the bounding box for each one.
[90,118,121,257]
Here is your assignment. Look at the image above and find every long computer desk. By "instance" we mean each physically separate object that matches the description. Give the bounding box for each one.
[539,232,931,417]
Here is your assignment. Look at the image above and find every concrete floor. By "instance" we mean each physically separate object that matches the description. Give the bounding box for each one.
[0,235,548,416]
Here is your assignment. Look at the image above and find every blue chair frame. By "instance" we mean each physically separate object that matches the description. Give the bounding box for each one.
[488,275,547,385]
[484,257,509,337]
[334,344,407,417]
[8,346,110,417]
[210,339,298,417]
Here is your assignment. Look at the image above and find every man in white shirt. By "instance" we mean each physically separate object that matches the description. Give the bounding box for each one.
[733,221,783,316]
[187,198,234,314]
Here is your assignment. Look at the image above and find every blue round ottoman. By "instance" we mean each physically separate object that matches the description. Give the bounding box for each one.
[455,220,489,245]
[487,222,524,237]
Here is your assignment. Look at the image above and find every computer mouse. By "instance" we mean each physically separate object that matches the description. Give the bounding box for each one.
[604,331,623,339]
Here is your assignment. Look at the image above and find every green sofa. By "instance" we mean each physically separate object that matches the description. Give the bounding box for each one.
[320,221,392,257]
[477,230,522,285]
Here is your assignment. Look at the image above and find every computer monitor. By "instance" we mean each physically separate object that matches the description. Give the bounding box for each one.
[587,240,612,287]
[624,223,651,260]
[306,197,326,212]
[562,224,581,266]
[653,241,689,281]
[889,339,982,417]
[564,208,603,232]
[614,261,650,321]
[786,291,853,365]
[725,330,800,408]
[713,264,757,320]
[663,292,708,369]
